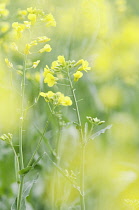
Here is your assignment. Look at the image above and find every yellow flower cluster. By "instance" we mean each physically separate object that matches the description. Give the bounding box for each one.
[0,3,9,17]
[40,91,72,106]
[12,7,56,39]
[23,37,51,55]
[12,22,25,39]
[43,67,58,87]
[42,56,90,85]
[73,59,91,82]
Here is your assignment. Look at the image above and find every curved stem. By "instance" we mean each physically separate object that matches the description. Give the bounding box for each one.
[17,55,27,210]
[67,69,85,210]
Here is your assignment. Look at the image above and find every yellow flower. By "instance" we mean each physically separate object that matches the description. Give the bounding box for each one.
[28,14,36,24]
[27,7,34,13]
[37,36,51,43]
[47,91,55,97]
[0,22,10,33]
[5,58,13,68]
[43,66,51,77]
[0,3,9,17]
[57,93,65,104]
[40,91,55,102]
[57,55,66,66]
[40,92,47,97]
[74,59,84,67]
[61,96,72,106]
[18,10,27,16]
[73,71,83,81]
[51,61,59,69]
[33,60,40,68]
[12,22,25,39]
[78,60,91,72]
[43,13,56,27]
[24,44,31,55]
[30,40,38,46]
[44,73,58,87]
[39,44,52,53]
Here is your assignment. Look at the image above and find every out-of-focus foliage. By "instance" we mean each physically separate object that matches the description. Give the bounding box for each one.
[0,0,139,209]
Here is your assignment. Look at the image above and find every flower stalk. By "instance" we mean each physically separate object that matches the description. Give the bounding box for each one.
[17,55,27,210]
[67,69,85,210]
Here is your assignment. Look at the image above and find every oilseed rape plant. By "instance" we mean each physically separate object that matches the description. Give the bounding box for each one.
[0,5,111,210]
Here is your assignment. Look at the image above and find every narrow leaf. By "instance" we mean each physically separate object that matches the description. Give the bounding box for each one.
[19,166,32,175]
[20,174,39,210]
[90,125,112,140]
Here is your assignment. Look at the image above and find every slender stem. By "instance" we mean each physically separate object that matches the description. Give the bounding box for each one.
[19,55,27,169]
[67,69,85,210]
[17,176,25,210]
[17,55,27,210]
[11,143,20,183]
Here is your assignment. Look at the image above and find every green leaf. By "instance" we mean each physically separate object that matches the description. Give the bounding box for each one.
[20,174,39,210]
[11,174,39,210]
[32,152,46,168]
[89,125,112,140]
[19,166,32,175]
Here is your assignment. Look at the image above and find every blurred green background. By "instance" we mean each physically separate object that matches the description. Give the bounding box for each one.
[1,0,139,209]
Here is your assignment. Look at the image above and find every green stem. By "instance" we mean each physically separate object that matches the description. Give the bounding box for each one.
[17,55,27,210]
[67,69,85,210]
[11,143,20,183]
[17,176,25,210]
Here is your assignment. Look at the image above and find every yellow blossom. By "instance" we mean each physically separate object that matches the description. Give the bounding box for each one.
[24,44,31,55]
[51,61,59,69]
[33,60,40,68]
[27,7,34,13]
[0,22,10,33]
[0,3,9,17]
[43,13,56,27]
[18,10,27,16]
[57,93,65,104]
[40,92,47,97]
[58,55,66,66]
[30,40,38,46]
[39,44,52,53]
[74,59,84,67]
[5,58,13,68]
[43,66,51,77]
[12,22,25,39]
[44,73,57,87]
[37,36,51,43]
[78,60,91,72]
[61,96,72,106]
[73,71,83,81]
[28,13,36,24]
